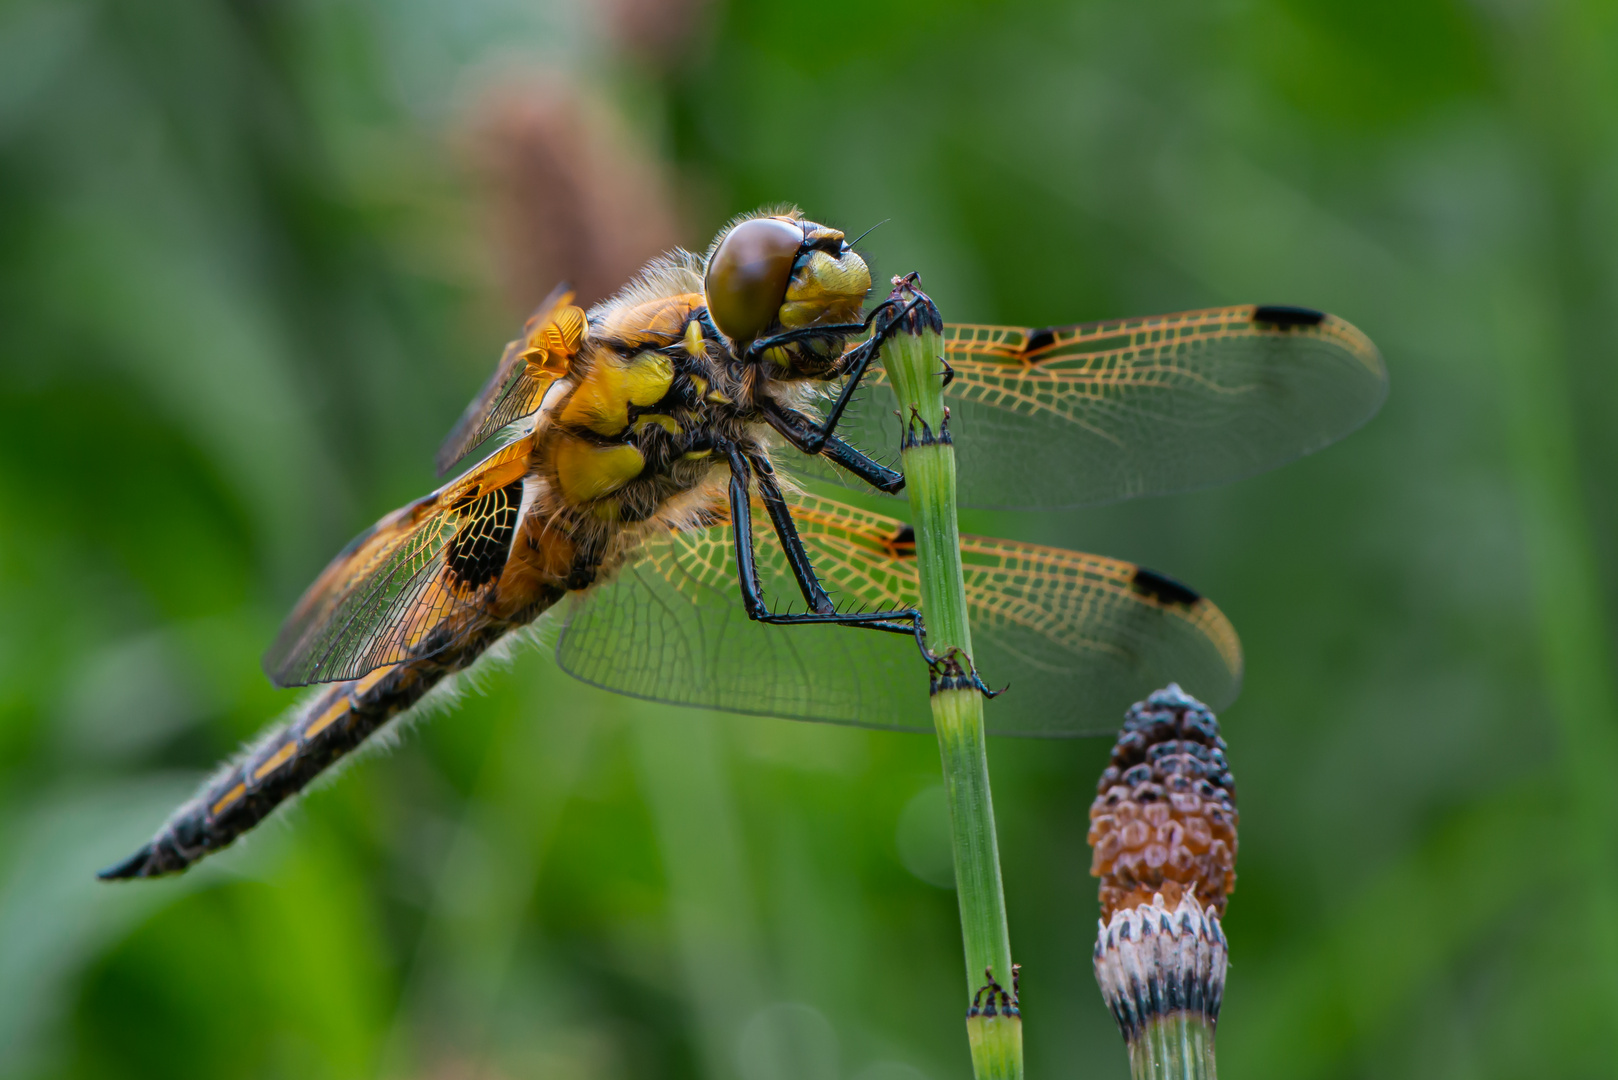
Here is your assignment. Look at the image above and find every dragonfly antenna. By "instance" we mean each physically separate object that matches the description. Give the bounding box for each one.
[847,219,890,249]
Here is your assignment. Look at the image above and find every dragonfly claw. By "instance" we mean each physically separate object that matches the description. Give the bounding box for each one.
[926,646,1003,700]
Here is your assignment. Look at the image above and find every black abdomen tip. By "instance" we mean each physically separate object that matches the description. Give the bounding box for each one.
[97,845,159,881]
[1252,304,1326,327]
[97,836,191,880]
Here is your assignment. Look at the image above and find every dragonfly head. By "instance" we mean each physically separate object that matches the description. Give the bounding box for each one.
[703,211,871,374]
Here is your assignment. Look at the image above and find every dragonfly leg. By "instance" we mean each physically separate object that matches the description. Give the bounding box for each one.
[750,452,836,615]
[724,442,919,636]
[820,435,905,492]
[754,293,925,456]
[740,288,914,367]
[762,404,905,493]
[816,293,931,438]
[723,443,1001,698]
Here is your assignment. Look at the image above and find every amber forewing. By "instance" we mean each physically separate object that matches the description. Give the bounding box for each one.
[265,439,532,687]
[816,304,1386,509]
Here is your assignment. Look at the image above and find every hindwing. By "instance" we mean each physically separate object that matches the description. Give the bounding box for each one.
[556,491,1242,735]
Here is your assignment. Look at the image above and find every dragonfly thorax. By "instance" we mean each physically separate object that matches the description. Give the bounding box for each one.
[528,289,770,588]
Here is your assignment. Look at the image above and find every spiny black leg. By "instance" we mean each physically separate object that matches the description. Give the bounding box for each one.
[758,401,819,454]
[928,646,1006,700]
[724,446,765,619]
[807,338,879,451]
[803,301,917,450]
[750,453,836,614]
[744,321,868,358]
[754,295,923,457]
[720,443,1001,700]
[818,294,930,435]
[740,291,910,363]
[821,435,905,493]
[721,441,924,640]
[761,404,905,493]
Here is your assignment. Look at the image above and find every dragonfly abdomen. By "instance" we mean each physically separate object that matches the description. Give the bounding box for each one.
[98,615,536,879]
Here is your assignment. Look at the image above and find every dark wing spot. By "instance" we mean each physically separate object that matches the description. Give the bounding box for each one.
[1131,566,1201,607]
[1023,327,1057,354]
[447,479,524,590]
[1252,305,1326,327]
[886,524,917,559]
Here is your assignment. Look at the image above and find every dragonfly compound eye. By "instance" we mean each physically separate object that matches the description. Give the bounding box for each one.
[704,216,805,345]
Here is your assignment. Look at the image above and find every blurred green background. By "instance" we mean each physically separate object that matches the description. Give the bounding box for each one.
[2,0,1615,1076]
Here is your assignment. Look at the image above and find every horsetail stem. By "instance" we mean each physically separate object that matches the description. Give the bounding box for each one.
[880,277,1023,1080]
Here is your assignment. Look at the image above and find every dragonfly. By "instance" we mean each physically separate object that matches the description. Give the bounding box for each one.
[100,209,1385,880]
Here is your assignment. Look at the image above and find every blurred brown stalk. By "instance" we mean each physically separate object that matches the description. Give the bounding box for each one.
[468,79,686,311]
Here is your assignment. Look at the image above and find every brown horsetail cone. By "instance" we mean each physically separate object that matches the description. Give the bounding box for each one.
[1088,683,1238,920]
[1090,685,1234,1074]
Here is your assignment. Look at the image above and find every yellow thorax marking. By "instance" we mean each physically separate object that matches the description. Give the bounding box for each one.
[683,319,704,357]
[559,351,674,436]
[632,414,682,437]
[623,353,674,406]
[554,440,647,504]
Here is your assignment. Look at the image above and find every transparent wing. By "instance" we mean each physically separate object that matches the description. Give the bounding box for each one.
[265,440,532,686]
[555,492,1241,736]
[816,304,1386,509]
[435,285,585,476]
[956,530,1241,735]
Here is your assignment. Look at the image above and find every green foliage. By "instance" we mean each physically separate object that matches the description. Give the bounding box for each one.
[1,0,1614,1077]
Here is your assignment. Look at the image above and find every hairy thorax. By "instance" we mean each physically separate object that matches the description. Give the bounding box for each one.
[519,290,786,590]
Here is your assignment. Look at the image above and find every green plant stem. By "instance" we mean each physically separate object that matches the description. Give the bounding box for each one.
[881,280,1023,1080]
[1127,1015,1218,1080]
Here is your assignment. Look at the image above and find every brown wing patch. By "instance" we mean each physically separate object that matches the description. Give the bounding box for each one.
[436,285,586,475]
[266,439,533,686]
[446,480,525,589]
